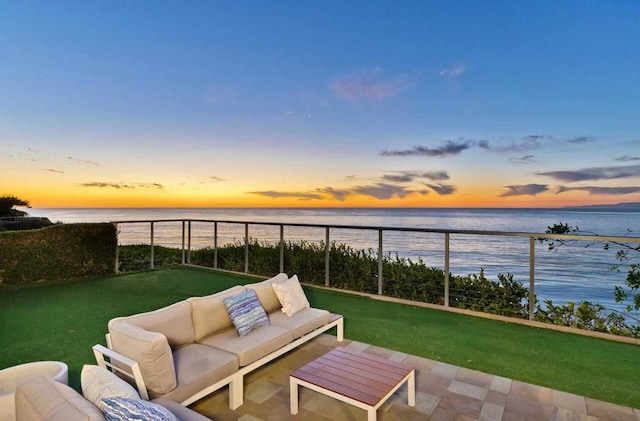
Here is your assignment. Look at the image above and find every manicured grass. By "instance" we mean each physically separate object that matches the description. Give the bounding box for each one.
[1,267,638,409]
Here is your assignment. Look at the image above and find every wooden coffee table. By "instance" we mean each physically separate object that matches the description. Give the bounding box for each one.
[290,347,415,421]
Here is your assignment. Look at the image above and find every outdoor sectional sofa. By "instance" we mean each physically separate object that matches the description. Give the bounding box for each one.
[93,273,344,410]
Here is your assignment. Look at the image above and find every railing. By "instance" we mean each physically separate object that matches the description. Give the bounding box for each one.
[112,218,640,322]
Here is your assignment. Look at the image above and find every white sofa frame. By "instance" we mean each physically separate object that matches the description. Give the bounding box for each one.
[94,314,343,410]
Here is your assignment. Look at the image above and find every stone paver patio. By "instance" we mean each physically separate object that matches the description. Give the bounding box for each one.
[189,334,640,421]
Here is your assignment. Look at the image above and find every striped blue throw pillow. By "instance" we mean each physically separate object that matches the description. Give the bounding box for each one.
[101,397,177,421]
[223,289,270,337]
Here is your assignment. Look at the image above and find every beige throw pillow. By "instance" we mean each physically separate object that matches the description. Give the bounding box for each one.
[81,364,140,410]
[272,275,310,317]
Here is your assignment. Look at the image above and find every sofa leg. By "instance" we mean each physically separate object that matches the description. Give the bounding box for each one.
[337,318,344,342]
[229,375,243,410]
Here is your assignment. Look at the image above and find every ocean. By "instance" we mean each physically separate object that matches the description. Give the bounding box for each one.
[29,207,640,315]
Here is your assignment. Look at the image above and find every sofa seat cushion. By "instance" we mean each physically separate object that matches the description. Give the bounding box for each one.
[155,343,239,403]
[245,273,289,313]
[200,325,293,366]
[269,308,331,339]
[15,376,105,421]
[187,286,247,341]
[109,300,195,348]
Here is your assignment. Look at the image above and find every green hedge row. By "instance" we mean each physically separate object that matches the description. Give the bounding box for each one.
[0,223,117,285]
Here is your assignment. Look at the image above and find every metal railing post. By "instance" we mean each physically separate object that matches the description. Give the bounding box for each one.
[529,237,535,320]
[181,221,186,264]
[114,223,119,274]
[187,221,192,264]
[150,222,155,270]
[279,225,284,274]
[214,222,218,269]
[378,229,383,295]
[325,227,330,287]
[244,223,249,273]
[444,233,450,307]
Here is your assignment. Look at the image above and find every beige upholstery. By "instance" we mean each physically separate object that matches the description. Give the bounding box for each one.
[156,344,239,402]
[108,321,177,395]
[150,398,210,421]
[110,300,195,347]
[15,376,104,421]
[245,273,289,313]
[201,325,293,366]
[269,308,331,339]
[188,285,246,341]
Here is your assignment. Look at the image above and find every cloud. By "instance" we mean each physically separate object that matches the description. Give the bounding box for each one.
[68,156,100,166]
[352,183,425,200]
[381,139,473,158]
[315,187,350,201]
[537,165,640,182]
[426,183,457,195]
[509,155,536,164]
[79,182,163,189]
[556,186,640,195]
[382,174,413,183]
[479,135,549,153]
[249,190,322,200]
[382,170,450,183]
[500,184,549,197]
[439,64,467,79]
[330,68,412,103]
[44,168,64,174]
[567,136,596,144]
[615,155,640,162]
[201,176,227,184]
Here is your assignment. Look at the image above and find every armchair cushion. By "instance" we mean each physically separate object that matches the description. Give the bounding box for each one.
[81,365,140,410]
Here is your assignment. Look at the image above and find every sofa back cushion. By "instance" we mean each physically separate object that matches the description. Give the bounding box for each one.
[245,273,289,313]
[188,285,246,341]
[110,300,195,348]
[108,321,177,396]
[15,376,105,421]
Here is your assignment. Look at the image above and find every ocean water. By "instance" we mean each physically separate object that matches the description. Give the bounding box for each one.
[29,207,640,315]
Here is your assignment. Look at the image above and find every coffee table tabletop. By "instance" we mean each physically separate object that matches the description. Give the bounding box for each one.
[290,347,415,421]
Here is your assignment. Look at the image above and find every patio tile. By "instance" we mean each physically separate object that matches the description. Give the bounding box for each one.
[550,407,599,421]
[431,361,461,379]
[585,397,638,421]
[509,380,553,405]
[438,390,484,418]
[389,350,408,363]
[345,340,370,352]
[448,379,489,401]
[456,367,494,388]
[479,401,504,421]
[552,389,587,414]
[401,354,437,372]
[490,375,512,394]
[414,391,441,415]
[416,371,453,396]
[364,344,395,358]
[245,379,282,404]
[430,406,457,421]
[485,390,508,406]
[503,396,552,421]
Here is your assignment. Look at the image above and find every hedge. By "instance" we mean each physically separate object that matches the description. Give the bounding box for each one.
[0,223,117,285]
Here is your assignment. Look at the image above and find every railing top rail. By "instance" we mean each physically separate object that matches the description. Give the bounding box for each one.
[110,218,640,243]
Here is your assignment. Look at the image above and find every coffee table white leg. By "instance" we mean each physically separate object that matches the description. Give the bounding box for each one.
[407,370,416,407]
[367,407,376,421]
[290,377,299,415]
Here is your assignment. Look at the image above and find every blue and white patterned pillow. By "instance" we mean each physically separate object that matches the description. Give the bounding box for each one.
[223,289,270,337]
[101,397,178,421]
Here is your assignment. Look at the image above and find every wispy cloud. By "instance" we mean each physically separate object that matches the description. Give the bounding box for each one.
[537,165,640,182]
[330,68,413,103]
[201,176,227,184]
[479,135,549,153]
[567,136,596,144]
[500,184,549,197]
[381,139,474,158]
[382,170,450,183]
[68,156,100,166]
[352,183,425,200]
[249,191,322,200]
[556,186,640,195]
[315,187,350,201]
[509,155,537,164]
[44,168,64,174]
[426,183,456,195]
[615,155,640,162]
[438,64,467,79]
[79,182,163,189]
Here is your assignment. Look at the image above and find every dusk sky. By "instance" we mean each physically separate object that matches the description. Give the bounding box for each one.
[2,1,640,208]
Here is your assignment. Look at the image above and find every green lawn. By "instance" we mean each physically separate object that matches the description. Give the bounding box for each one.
[1,267,638,409]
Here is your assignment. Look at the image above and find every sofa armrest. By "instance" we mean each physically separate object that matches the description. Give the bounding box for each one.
[92,344,149,400]
[107,322,177,396]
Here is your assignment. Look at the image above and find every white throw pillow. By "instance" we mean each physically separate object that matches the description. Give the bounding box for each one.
[272,274,310,317]
[81,364,140,410]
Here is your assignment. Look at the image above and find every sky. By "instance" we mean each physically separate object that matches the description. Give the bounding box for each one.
[2,1,640,208]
